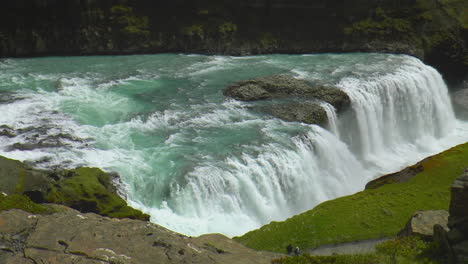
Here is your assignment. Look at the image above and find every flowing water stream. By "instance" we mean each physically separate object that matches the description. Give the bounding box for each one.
[0,53,467,237]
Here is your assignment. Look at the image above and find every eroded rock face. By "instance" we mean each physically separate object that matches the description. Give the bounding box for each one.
[398,210,449,238]
[224,75,349,125]
[447,171,468,263]
[0,208,279,264]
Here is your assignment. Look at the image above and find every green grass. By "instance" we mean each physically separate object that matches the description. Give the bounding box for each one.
[0,193,49,214]
[272,236,442,264]
[236,142,468,253]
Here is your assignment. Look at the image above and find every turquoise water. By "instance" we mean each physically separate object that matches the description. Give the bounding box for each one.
[0,53,467,236]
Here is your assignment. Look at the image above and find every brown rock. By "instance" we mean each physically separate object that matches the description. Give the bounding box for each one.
[0,209,279,264]
[398,210,449,238]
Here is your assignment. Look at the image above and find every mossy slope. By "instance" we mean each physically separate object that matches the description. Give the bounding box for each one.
[0,156,149,220]
[46,167,149,220]
[236,142,468,253]
[0,193,49,215]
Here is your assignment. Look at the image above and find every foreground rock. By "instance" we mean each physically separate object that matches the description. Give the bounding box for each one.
[0,155,149,220]
[398,210,449,238]
[0,208,279,264]
[224,75,349,125]
[447,171,468,263]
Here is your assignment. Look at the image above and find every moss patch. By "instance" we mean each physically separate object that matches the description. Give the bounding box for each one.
[46,167,149,221]
[236,142,468,253]
[0,194,49,214]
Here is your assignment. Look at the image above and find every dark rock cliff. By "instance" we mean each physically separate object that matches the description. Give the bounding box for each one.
[1,0,467,81]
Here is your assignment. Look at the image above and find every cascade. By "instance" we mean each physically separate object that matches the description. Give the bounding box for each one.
[0,54,465,237]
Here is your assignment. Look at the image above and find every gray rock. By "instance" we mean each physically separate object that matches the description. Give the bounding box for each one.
[0,209,279,264]
[265,102,328,125]
[448,170,468,263]
[224,75,350,111]
[449,172,468,233]
[224,75,349,125]
[433,224,456,264]
[398,210,449,238]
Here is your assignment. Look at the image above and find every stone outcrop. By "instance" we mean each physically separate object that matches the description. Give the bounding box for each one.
[365,161,425,189]
[431,170,468,263]
[0,208,279,264]
[398,210,449,239]
[0,155,149,221]
[224,75,349,125]
[447,171,468,263]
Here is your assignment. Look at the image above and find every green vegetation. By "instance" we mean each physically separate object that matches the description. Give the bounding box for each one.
[110,4,150,38]
[218,21,237,38]
[236,142,468,252]
[272,236,442,264]
[0,193,49,214]
[46,167,149,220]
[344,8,412,38]
[183,24,205,40]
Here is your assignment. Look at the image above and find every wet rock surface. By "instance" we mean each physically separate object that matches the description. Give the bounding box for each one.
[224,75,349,125]
[265,102,328,125]
[0,208,279,264]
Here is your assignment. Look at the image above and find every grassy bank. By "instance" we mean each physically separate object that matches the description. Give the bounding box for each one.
[236,142,468,253]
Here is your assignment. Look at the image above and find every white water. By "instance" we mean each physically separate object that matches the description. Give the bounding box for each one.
[0,54,467,237]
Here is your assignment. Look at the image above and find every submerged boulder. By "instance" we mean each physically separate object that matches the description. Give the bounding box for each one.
[224,75,349,125]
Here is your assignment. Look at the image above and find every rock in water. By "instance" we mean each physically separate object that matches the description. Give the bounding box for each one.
[224,75,349,125]
[398,210,449,239]
[0,208,279,264]
[265,102,328,125]
[224,75,350,110]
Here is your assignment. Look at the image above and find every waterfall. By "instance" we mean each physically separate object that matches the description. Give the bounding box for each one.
[147,56,460,237]
[337,57,456,161]
[0,54,463,238]
[321,102,340,137]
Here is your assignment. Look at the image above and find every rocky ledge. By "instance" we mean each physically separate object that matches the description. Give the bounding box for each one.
[0,206,278,264]
[224,75,350,125]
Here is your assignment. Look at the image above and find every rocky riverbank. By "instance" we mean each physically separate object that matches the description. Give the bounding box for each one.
[0,155,280,264]
[0,206,279,264]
